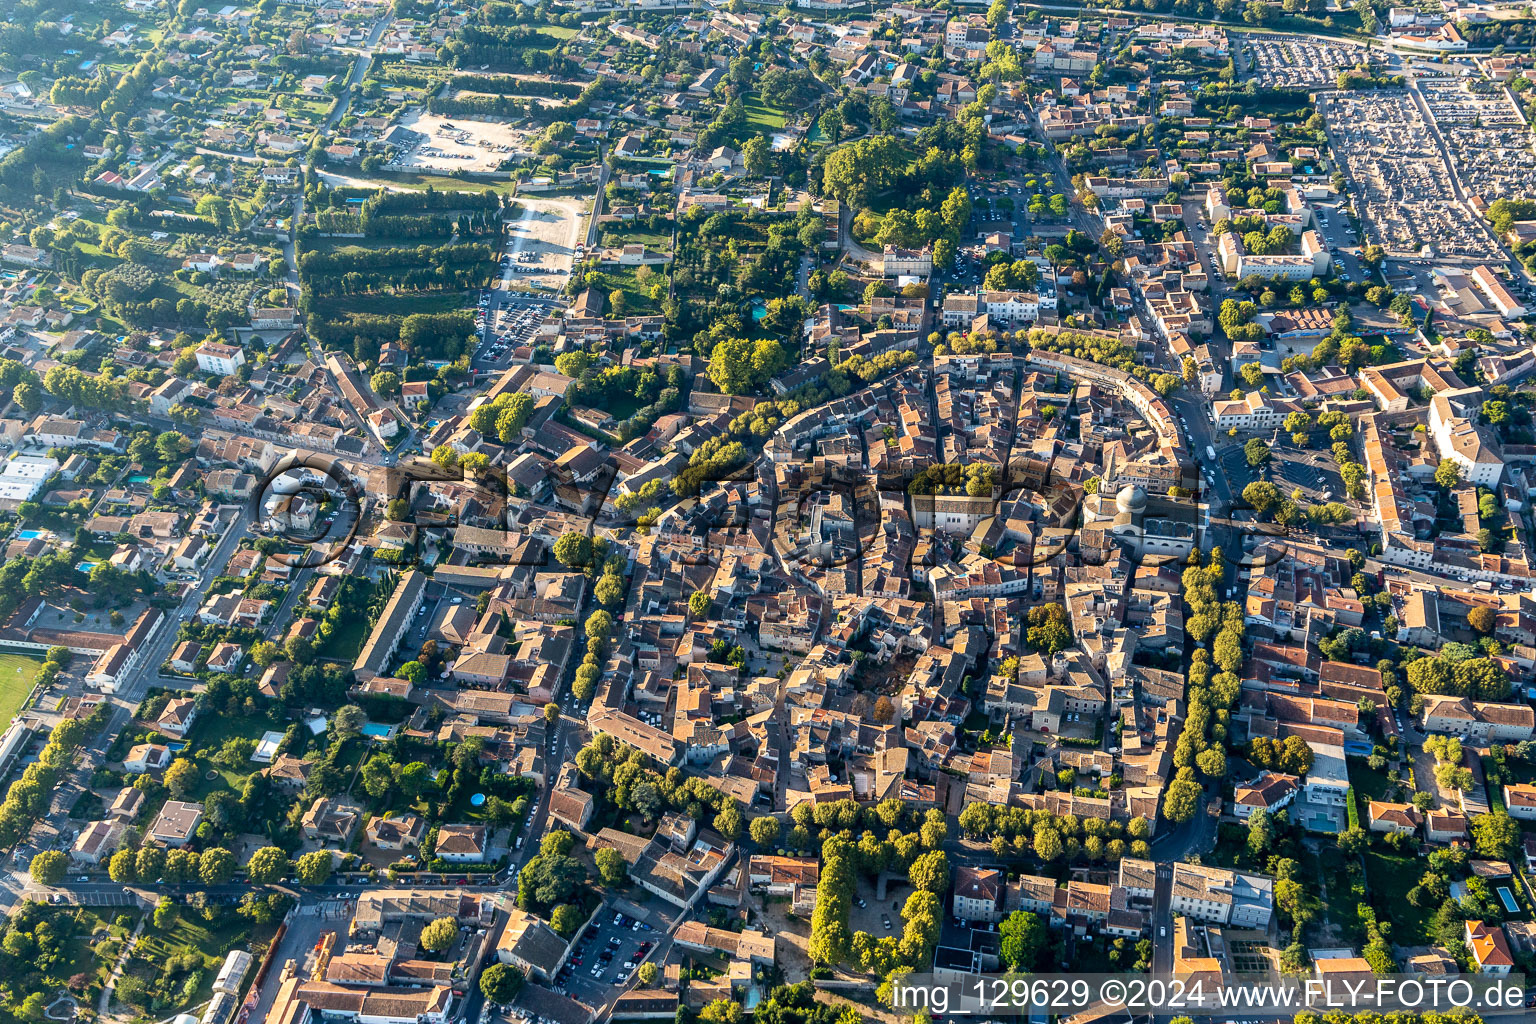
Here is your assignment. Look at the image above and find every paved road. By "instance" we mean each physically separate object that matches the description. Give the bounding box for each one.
[322,14,394,136]
[582,145,610,249]
[0,507,254,915]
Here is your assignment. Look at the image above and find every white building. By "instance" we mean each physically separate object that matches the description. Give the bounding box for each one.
[195,342,247,376]
[1169,862,1274,928]
[882,245,932,277]
[0,455,59,507]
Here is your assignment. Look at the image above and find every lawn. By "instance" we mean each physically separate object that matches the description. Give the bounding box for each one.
[601,225,673,251]
[1361,847,1432,945]
[318,611,370,664]
[1208,822,1251,869]
[535,24,578,40]
[384,172,522,195]
[585,265,660,316]
[184,710,290,798]
[1315,845,1366,946]
[0,653,43,726]
[125,912,280,1014]
[1346,756,1401,803]
[310,289,471,318]
[743,92,787,130]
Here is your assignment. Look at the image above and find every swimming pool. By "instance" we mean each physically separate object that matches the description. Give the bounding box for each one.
[76,562,98,573]
[1302,811,1340,833]
[360,722,394,738]
[16,530,41,540]
[1497,886,1519,913]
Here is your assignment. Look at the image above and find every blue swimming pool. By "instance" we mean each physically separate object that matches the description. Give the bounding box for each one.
[360,722,393,738]
[76,562,97,573]
[16,530,41,540]
[1497,887,1519,913]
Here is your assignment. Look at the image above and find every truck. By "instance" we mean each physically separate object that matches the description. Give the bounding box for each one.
[1205,445,1217,463]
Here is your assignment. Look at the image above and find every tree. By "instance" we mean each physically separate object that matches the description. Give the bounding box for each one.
[638,961,659,986]
[153,896,178,930]
[1245,438,1271,467]
[1026,603,1073,656]
[750,815,781,846]
[370,371,400,397]
[200,847,236,884]
[909,849,949,893]
[1435,459,1462,489]
[480,963,524,1005]
[707,336,787,395]
[420,917,459,952]
[585,610,613,642]
[108,847,139,885]
[15,992,46,1023]
[11,380,39,414]
[1242,480,1282,515]
[332,704,366,739]
[714,805,743,840]
[544,702,560,725]
[1470,812,1520,860]
[247,846,290,884]
[1246,808,1274,859]
[28,850,66,886]
[1277,735,1314,775]
[594,573,624,607]
[999,910,1047,971]
[295,849,334,885]
[250,641,280,668]
[550,903,583,936]
[595,846,628,885]
[1196,746,1227,779]
[275,631,313,665]
[155,431,191,463]
[553,531,593,568]
[688,590,711,618]
[1468,605,1497,635]
[700,1001,743,1024]
[1163,779,1202,822]
[1033,828,1064,862]
[742,134,771,177]
[554,350,591,377]
[164,757,197,799]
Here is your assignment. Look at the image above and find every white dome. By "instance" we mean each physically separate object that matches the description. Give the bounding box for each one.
[1115,484,1148,514]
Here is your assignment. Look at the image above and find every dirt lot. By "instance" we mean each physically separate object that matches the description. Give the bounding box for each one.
[756,897,812,977]
[387,111,525,174]
[499,194,588,292]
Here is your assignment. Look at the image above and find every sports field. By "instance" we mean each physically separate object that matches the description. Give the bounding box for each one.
[0,654,42,726]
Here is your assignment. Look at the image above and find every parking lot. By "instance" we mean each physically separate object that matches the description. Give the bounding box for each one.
[385,111,523,174]
[499,194,588,294]
[550,902,666,1005]
[1243,35,1376,88]
[475,291,552,367]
